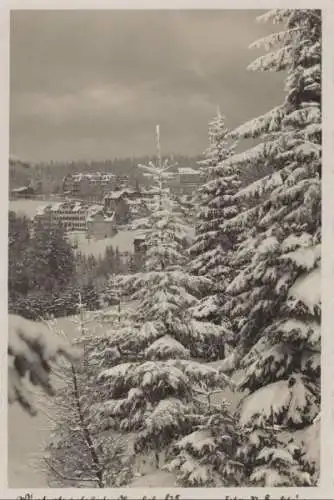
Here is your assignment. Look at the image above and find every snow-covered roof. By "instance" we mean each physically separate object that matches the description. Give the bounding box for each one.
[9,156,31,168]
[50,202,63,211]
[35,201,93,216]
[72,174,83,181]
[36,204,51,215]
[104,212,115,222]
[141,188,160,195]
[87,204,104,216]
[124,188,138,194]
[72,202,86,212]
[134,235,146,241]
[71,172,116,181]
[11,186,33,192]
[104,190,125,200]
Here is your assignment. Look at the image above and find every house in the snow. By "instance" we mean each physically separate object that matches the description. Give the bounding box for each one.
[11,185,36,200]
[103,189,142,224]
[169,166,203,195]
[86,208,117,239]
[133,233,147,254]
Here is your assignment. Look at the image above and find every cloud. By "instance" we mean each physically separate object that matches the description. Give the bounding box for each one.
[10,9,283,161]
[12,85,138,123]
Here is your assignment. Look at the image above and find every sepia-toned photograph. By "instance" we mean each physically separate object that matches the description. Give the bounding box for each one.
[7,8,321,490]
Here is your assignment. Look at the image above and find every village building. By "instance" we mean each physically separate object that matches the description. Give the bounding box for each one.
[86,210,117,239]
[10,185,36,200]
[178,166,201,183]
[127,197,150,219]
[103,187,163,224]
[133,234,147,254]
[33,200,118,240]
[169,167,203,194]
[34,201,92,232]
[135,188,162,213]
[103,188,142,224]
[63,172,118,201]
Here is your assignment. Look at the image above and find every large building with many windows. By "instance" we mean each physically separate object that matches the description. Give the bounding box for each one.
[34,200,119,239]
[63,172,118,201]
[34,201,99,232]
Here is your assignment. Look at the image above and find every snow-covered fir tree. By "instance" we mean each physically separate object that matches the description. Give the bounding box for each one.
[221,9,321,485]
[44,295,134,488]
[189,109,242,331]
[88,126,242,486]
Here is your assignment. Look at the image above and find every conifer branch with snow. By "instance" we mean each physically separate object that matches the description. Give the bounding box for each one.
[8,314,77,416]
[221,9,321,486]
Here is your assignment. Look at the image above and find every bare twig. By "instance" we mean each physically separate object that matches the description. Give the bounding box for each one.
[70,355,105,487]
[43,457,98,484]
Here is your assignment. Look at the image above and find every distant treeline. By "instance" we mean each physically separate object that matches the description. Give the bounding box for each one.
[9,154,203,194]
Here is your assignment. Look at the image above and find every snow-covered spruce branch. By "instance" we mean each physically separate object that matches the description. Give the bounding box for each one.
[43,458,100,485]
[192,387,232,408]
[8,314,77,416]
[256,8,321,25]
[293,10,321,22]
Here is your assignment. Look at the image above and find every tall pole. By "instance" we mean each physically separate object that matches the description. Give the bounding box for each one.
[155,124,165,255]
[155,125,162,170]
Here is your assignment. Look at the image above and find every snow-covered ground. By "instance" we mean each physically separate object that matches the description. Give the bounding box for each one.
[9,199,59,219]
[68,229,142,257]
[8,394,52,487]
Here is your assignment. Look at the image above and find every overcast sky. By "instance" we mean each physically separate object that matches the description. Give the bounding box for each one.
[10,10,284,162]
